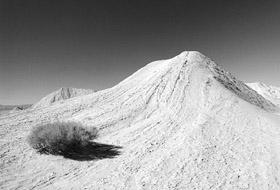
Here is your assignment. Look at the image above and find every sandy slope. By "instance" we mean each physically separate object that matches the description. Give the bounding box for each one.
[0,51,280,190]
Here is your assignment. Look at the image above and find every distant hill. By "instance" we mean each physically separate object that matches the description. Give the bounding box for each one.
[0,104,32,114]
[32,87,94,109]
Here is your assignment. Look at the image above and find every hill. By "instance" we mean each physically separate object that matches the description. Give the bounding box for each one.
[0,104,32,115]
[32,87,94,109]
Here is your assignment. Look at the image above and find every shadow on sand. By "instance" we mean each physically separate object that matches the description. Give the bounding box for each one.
[59,142,122,161]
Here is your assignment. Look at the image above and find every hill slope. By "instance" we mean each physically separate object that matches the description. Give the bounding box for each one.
[0,51,280,190]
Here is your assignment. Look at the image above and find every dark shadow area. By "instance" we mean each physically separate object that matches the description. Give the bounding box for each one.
[60,142,122,161]
[37,142,122,161]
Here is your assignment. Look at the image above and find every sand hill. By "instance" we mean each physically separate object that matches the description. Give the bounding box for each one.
[0,51,280,190]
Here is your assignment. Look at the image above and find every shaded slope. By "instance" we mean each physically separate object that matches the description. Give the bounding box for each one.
[248,82,280,107]
[1,51,280,190]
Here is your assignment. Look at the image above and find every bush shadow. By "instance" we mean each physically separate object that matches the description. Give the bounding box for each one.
[56,142,122,161]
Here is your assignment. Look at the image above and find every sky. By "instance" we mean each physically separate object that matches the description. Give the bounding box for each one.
[1,0,280,105]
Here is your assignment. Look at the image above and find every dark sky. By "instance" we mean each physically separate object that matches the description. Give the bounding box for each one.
[1,0,280,104]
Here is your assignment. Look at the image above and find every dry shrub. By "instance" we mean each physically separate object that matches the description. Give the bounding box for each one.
[27,121,98,155]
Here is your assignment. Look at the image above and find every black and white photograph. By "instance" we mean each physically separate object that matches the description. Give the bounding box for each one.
[1,0,280,189]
